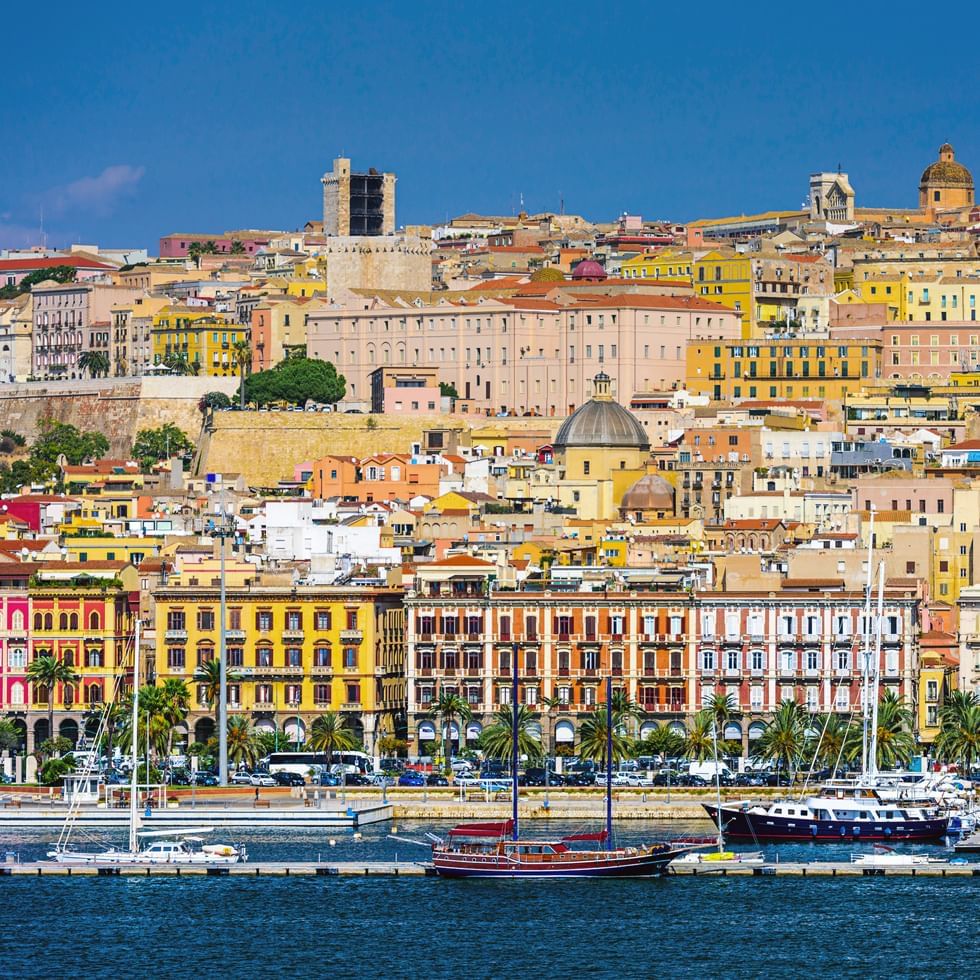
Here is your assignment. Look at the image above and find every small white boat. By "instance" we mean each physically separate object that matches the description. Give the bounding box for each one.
[674,849,765,866]
[850,845,945,868]
[49,828,246,865]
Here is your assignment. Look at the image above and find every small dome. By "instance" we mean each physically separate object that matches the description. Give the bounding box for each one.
[620,473,674,512]
[921,143,973,188]
[571,259,607,281]
[554,375,650,451]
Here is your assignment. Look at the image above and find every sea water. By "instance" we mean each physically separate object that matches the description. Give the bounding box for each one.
[0,821,975,978]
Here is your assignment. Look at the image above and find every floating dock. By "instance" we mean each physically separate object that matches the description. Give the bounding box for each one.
[1,859,978,878]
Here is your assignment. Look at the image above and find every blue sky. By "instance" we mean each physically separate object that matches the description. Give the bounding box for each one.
[3,1,978,250]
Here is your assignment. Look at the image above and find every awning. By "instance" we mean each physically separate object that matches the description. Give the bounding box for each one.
[562,830,608,843]
[448,820,514,838]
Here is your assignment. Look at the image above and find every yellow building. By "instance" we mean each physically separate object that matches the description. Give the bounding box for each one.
[152,584,405,752]
[619,249,696,283]
[687,338,882,402]
[917,629,959,745]
[61,533,161,566]
[151,306,245,377]
[854,275,907,320]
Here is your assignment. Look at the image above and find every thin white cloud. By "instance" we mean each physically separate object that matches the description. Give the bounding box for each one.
[45,164,146,217]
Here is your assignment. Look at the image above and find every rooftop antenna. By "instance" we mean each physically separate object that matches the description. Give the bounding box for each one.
[559,191,564,216]
[39,205,45,249]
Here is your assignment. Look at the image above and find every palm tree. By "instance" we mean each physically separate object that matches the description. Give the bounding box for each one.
[935,700,980,772]
[577,705,633,768]
[225,715,265,769]
[193,659,243,718]
[541,694,563,767]
[873,690,917,770]
[756,700,807,777]
[232,338,251,410]
[808,713,857,775]
[0,718,20,755]
[78,350,110,378]
[117,685,172,762]
[163,352,200,376]
[637,722,686,761]
[431,690,472,771]
[26,655,79,751]
[159,679,191,760]
[683,710,716,762]
[230,240,246,255]
[308,712,357,771]
[479,705,544,765]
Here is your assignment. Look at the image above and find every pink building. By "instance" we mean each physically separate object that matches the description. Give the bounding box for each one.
[158,232,277,259]
[0,256,115,289]
[851,477,954,518]
[0,565,32,753]
[883,322,980,378]
[307,291,741,414]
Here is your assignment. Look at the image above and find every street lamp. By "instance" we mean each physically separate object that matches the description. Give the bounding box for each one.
[206,498,236,786]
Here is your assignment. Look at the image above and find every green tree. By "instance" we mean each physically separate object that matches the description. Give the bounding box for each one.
[226,715,265,769]
[307,712,357,768]
[577,706,634,767]
[77,350,110,378]
[683,710,716,763]
[0,429,26,447]
[232,339,251,410]
[377,735,408,758]
[873,690,917,770]
[31,418,109,467]
[756,700,807,776]
[193,659,243,720]
[478,705,544,765]
[230,240,246,255]
[26,655,80,754]
[243,355,345,406]
[158,679,191,759]
[0,718,21,753]
[807,714,858,774]
[39,755,74,786]
[199,391,232,413]
[935,693,980,771]
[431,690,472,770]
[83,700,128,768]
[439,382,459,399]
[638,722,686,760]
[0,459,39,494]
[163,352,201,376]
[132,423,195,472]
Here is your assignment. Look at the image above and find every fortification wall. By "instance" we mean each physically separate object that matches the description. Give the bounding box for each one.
[0,377,237,456]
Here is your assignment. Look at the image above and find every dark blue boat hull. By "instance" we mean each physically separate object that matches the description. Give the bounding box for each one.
[704,804,949,842]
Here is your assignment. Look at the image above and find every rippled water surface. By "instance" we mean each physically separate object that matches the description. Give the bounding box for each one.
[0,821,976,978]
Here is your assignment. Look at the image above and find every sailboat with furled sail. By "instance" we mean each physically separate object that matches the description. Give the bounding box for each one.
[430,648,692,877]
[49,618,245,865]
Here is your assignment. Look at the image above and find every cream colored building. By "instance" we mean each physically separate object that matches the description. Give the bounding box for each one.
[0,293,33,382]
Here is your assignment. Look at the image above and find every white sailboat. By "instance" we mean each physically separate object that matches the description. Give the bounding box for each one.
[49,619,245,865]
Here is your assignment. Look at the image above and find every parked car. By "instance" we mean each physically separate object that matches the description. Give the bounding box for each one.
[343,773,371,786]
[104,771,128,785]
[398,771,426,788]
[426,773,449,786]
[316,772,342,787]
[610,772,643,787]
[192,772,219,787]
[273,771,306,787]
[651,769,683,786]
[564,772,595,787]
[250,772,277,787]
[231,771,253,785]
[370,773,396,788]
[521,768,564,787]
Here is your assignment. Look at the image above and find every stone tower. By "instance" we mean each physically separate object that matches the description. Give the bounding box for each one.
[321,157,397,236]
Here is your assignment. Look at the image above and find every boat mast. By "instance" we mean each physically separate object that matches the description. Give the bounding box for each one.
[869,562,885,781]
[128,617,141,855]
[511,641,519,842]
[712,718,723,851]
[860,505,875,779]
[606,675,613,852]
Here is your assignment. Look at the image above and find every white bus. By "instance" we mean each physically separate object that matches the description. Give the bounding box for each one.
[263,751,372,778]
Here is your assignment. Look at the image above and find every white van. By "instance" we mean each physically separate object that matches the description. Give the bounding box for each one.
[688,761,734,782]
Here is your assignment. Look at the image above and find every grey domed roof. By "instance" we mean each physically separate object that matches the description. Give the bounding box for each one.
[554,378,650,451]
[620,473,674,511]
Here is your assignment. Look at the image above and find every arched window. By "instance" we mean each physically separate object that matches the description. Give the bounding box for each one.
[69,613,78,630]
[9,682,24,706]
[33,613,43,630]
[62,650,74,667]
[12,610,24,631]
[44,613,53,630]
[86,684,103,705]
[63,684,74,707]
[59,613,69,630]
[89,611,100,630]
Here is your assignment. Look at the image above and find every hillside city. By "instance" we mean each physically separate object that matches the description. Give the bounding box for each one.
[3,146,980,782]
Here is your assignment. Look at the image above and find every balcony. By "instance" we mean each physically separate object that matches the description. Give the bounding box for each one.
[834,633,853,647]
[311,666,333,676]
[883,632,901,645]
[723,633,742,645]
[226,629,246,642]
[164,629,188,641]
[802,633,821,645]
[253,700,274,710]
[464,633,482,644]
[282,629,305,641]
[465,666,482,676]
[724,666,741,677]
[777,632,797,643]
[340,629,363,642]
[343,663,361,673]
[341,702,362,711]
[417,633,434,644]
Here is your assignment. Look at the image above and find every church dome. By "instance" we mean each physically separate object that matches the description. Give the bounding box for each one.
[571,259,607,281]
[920,143,973,187]
[554,373,650,451]
[620,473,674,512]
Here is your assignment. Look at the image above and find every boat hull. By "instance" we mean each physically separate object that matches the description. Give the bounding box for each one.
[431,848,683,878]
[704,804,949,842]
[48,850,242,865]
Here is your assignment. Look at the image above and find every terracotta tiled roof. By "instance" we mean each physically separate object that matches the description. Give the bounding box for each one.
[0,256,114,272]
[425,554,494,567]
